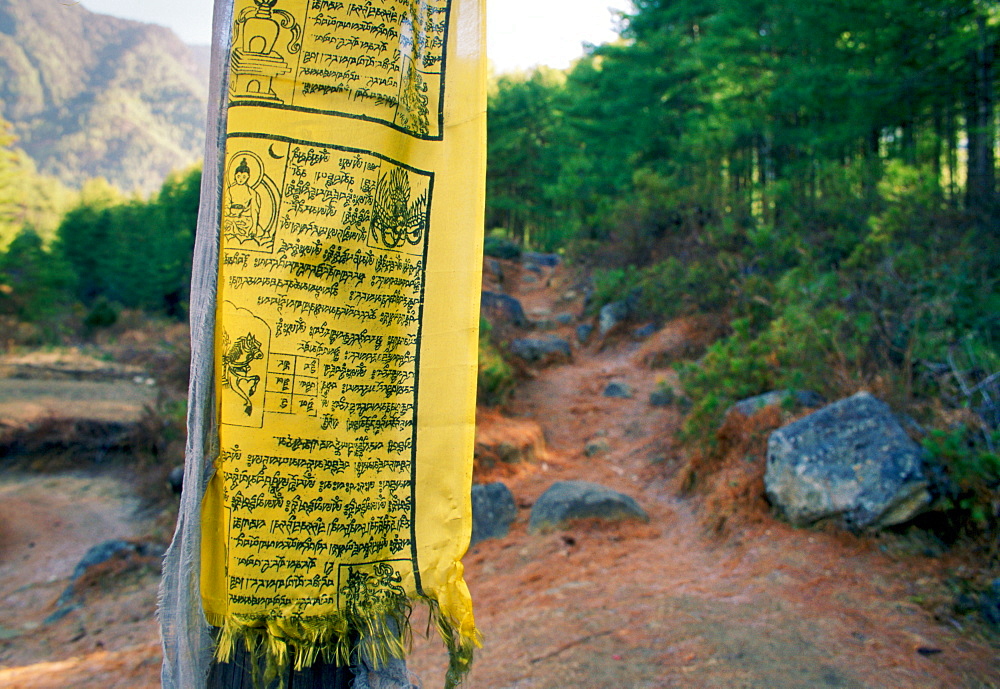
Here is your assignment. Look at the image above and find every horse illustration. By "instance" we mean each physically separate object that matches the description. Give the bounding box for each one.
[221,330,263,416]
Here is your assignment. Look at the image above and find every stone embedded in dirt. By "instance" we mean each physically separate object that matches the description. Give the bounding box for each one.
[168,465,184,494]
[555,313,574,325]
[649,387,675,406]
[484,258,504,281]
[729,389,825,418]
[765,391,932,530]
[584,438,611,457]
[633,323,658,340]
[509,337,571,366]
[576,323,593,343]
[598,301,631,336]
[471,482,518,546]
[528,480,649,533]
[522,251,561,268]
[603,381,634,399]
[495,442,523,463]
[481,290,528,327]
[51,540,165,617]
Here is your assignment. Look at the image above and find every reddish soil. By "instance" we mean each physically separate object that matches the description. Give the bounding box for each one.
[0,261,998,688]
[409,259,1000,688]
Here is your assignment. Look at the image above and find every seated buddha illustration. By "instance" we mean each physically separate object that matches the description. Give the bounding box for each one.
[226,158,262,239]
[223,152,278,251]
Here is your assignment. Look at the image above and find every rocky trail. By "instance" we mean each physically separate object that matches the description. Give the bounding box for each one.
[408,257,1000,688]
[0,260,997,687]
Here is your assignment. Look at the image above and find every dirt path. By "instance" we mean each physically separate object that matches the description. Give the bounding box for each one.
[407,259,1000,688]
[0,350,165,688]
[0,472,162,689]
[0,264,997,688]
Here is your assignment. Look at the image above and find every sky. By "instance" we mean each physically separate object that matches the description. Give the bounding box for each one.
[76,0,633,74]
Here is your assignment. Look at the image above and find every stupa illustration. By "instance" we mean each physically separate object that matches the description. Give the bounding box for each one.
[229,0,302,103]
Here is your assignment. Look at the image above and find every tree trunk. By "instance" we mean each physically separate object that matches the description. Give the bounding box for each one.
[965,14,996,224]
[861,127,882,210]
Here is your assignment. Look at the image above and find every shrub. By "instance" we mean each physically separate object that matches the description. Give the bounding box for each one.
[677,266,873,447]
[922,425,1000,532]
[477,318,516,406]
[588,257,733,323]
[483,234,522,260]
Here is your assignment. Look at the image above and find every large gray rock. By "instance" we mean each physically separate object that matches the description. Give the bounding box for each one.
[598,301,630,336]
[509,337,571,365]
[529,480,648,533]
[523,251,561,268]
[765,392,931,530]
[602,381,634,399]
[471,482,517,546]
[481,291,528,327]
[48,540,165,622]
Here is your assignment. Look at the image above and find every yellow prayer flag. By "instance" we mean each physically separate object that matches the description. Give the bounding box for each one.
[160,0,486,685]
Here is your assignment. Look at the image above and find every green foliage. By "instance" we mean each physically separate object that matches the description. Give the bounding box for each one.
[677,265,875,445]
[482,0,1000,257]
[0,119,73,248]
[83,296,120,330]
[55,166,200,315]
[482,234,522,261]
[477,318,515,407]
[923,426,1000,529]
[589,257,732,322]
[486,68,568,249]
[0,227,75,321]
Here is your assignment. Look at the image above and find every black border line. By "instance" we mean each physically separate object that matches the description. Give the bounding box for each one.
[226,131,434,178]
[407,170,433,598]
[435,0,453,139]
[226,129,431,592]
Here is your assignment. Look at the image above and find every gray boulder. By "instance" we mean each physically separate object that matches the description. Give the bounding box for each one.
[598,301,630,336]
[576,323,594,343]
[471,482,517,546]
[509,337,571,365]
[168,465,184,494]
[48,540,165,621]
[765,392,931,530]
[603,381,634,399]
[730,389,825,417]
[481,291,528,327]
[649,387,675,406]
[523,251,561,268]
[529,480,648,533]
[584,438,611,457]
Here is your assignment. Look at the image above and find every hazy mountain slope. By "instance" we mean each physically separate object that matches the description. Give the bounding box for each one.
[0,0,208,192]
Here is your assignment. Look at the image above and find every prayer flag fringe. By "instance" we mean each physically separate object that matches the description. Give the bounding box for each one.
[212,593,480,689]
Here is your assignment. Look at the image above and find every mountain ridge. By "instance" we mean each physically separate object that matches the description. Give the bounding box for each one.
[0,0,209,193]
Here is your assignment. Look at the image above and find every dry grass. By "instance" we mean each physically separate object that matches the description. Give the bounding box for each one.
[678,405,803,534]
